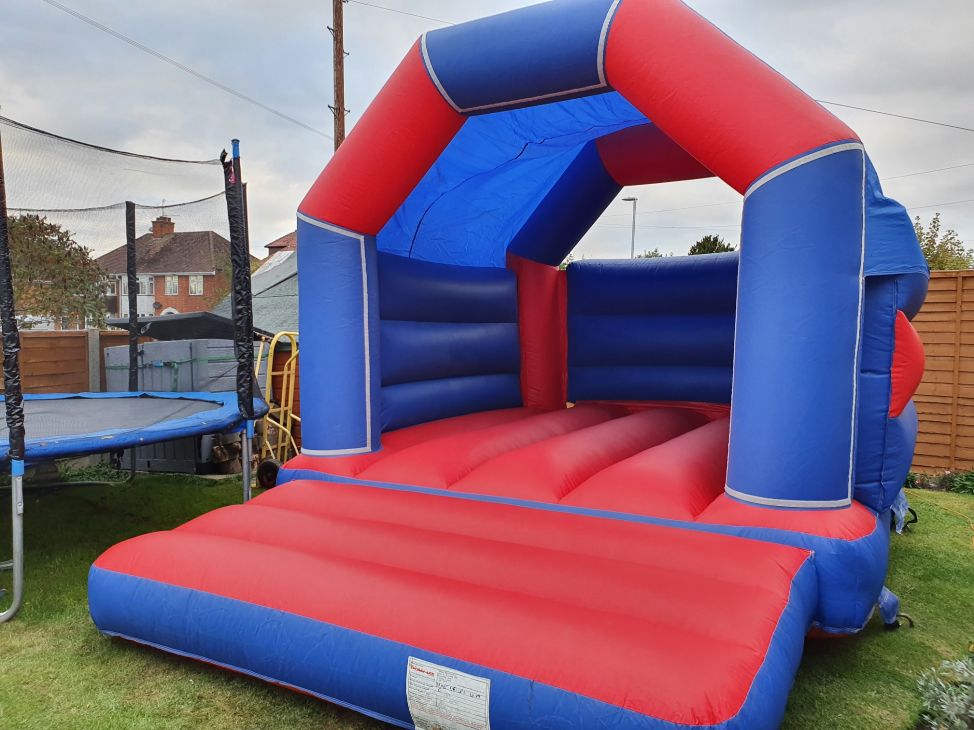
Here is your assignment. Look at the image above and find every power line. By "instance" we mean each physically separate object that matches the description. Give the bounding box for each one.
[349,3,974,136]
[816,100,974,134]
[884,161,974,181]
[910,198,974,211]
[602,160,974,219]
[37,0,331,140]
[348,0,454,25]
[594,223,741,231]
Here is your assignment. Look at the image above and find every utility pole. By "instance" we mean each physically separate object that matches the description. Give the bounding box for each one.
[330,0,347,150]
[623,196,638,258]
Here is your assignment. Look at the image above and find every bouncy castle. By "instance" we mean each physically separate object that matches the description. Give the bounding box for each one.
[89,1,929,727]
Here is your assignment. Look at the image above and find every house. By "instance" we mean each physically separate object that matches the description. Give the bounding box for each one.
[97,216,256,317]
[265,230,296,254]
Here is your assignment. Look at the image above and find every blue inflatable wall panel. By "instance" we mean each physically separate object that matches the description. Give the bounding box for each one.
[377,253,522,430]
[507,141,621,266]
[854,273,926,511]
[567,254,737,403]
[728,145,866,508]
[297,215,381,455]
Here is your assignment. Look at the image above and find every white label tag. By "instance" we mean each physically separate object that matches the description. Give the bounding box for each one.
[406,656,491,730]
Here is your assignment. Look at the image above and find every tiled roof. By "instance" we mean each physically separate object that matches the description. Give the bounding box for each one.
[265,230,297,251]
[97,231,236,274]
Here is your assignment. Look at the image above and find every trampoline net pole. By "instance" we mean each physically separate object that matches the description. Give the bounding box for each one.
[125,201,138,392]
[0,123,26,623]
[125,201,138,480]
[222,141,255,502]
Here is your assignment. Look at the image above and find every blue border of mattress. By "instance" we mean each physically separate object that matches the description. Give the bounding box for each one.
[0,391,267,462]
[90,553,815,730]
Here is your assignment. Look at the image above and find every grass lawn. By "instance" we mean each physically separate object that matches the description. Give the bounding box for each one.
[0,478,971,729]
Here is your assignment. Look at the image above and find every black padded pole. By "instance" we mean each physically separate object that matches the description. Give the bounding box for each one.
[0,126,24,463]
[125,201,138,392]
[221,142,255,420]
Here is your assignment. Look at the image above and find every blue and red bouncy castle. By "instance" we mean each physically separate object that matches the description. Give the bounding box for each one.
[89,1,929,727]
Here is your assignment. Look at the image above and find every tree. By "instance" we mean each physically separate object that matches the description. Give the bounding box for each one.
[689,234,735,255]
[6,214,108,329]
[914,213,973,271]
[635,248,669,259]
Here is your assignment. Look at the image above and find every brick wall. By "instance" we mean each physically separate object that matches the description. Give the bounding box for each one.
[107,272,229,318]
[150,272,229,314]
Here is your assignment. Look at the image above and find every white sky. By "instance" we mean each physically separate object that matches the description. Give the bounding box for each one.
[1,0,972,258]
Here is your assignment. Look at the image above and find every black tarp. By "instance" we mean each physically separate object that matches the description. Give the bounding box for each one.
[106,312,272,342]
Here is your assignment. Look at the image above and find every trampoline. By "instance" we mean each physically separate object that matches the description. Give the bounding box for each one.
[0,392,263,462]
[0,141,262,623]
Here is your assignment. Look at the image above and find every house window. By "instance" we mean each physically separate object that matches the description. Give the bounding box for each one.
[119,276,153,296]
[189,275,204,296]
[165,275,179,296]
[104,278,117,296]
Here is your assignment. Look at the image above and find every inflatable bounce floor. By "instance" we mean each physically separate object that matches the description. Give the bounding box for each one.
[89,1,929,728]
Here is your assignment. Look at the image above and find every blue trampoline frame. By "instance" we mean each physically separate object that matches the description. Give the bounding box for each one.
[0,391,268,463]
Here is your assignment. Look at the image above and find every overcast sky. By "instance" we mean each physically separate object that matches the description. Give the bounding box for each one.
[1,0,972,258]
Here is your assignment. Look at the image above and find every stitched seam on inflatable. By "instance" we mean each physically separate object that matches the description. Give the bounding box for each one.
[596,0,623,87]
[848,147,867,502]
[419,33,462,114]
[744,141,863,199]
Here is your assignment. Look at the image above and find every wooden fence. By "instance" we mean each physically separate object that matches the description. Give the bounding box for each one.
[0,329,137,395]
[912,270,974,472]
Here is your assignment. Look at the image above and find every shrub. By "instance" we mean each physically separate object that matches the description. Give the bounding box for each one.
[905,470,974,494]
[916,657,974,729]
[941,471,974,496]
[56,461,128,483]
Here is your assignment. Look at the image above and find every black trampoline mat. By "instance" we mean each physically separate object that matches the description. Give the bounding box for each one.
[0,396,220,441]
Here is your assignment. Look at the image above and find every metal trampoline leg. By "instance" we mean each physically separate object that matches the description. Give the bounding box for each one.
[0,472,25,623]
[241,421,254,503]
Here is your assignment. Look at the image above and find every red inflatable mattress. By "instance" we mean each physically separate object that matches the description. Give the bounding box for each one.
[90,479,817,729]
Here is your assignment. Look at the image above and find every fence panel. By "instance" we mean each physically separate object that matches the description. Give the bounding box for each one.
[0,330,90,394]
[912,270,974,472]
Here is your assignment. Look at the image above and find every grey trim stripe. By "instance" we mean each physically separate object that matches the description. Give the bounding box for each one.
[420,33,462,113]
[458,83,608,114]
[744,142,864,199]
[847,147,867,501]
[297,211,374,453]
[297,212,361,239]
[359,232,373,451]
[301,446,374,457]
[725,484,853,510]
[597,0,623,87]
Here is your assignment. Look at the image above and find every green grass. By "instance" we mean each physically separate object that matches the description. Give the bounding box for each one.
[0,480,971,729]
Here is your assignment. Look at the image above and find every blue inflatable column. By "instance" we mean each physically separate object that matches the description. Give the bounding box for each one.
[727,143,866,508]
[296,213,381,455]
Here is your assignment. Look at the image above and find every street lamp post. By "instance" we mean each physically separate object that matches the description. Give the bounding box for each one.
[622,196,638,258]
